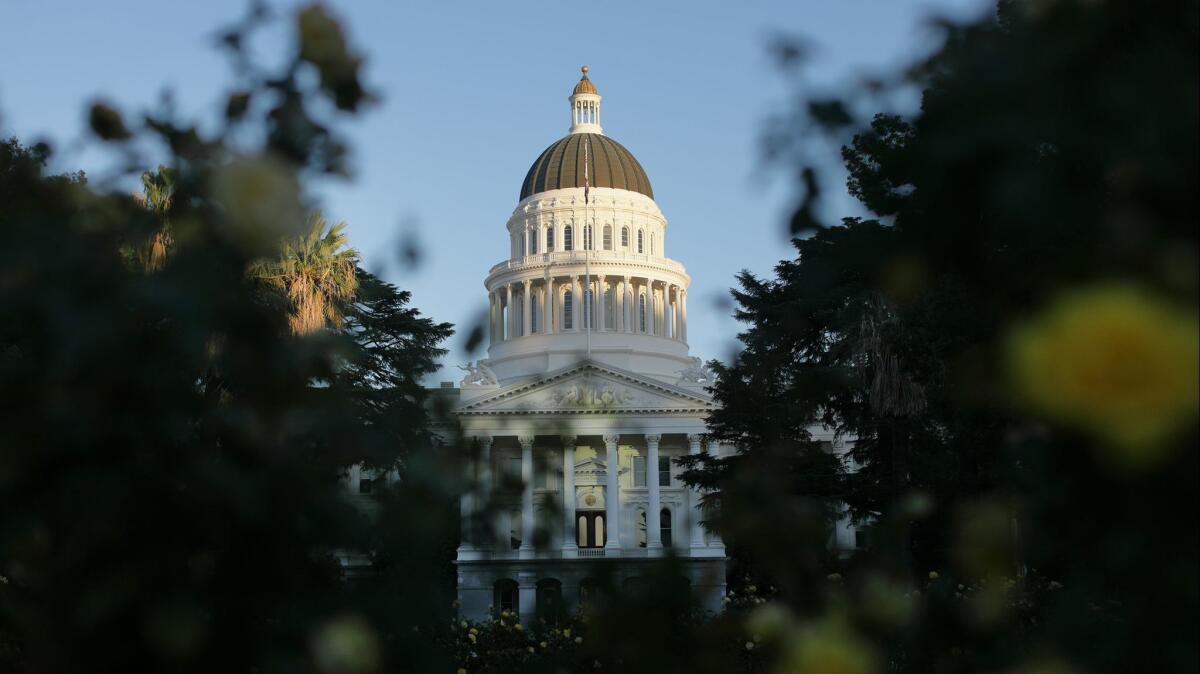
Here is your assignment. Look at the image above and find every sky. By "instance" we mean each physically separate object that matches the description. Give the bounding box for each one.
[0,0,992,383]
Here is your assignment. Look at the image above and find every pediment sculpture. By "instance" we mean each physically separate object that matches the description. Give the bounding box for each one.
[548,380,636,408]
[458,360,498,387]
[675,357,714,386]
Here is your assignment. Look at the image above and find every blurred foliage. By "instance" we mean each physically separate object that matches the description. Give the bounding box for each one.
[1,1,1196,673]
[0,3,453,672]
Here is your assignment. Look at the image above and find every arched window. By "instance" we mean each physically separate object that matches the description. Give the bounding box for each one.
[603,225,613,250]
[579,578,601,606]
[637,229,644,254]
[528,228,538,255]
[660,508,673,547]
[563,290,574,331]
[636,509,647,548]
[517,232,525,257]
[495,579,519,617]
[584,225,594,250]
[639,294,647,333]
[564,225,573,251]
[621,226,629,248]
[546,226,555,251]
[530,299,539,334]
[537,579,564,626]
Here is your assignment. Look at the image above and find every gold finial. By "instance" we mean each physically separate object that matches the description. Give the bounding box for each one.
[581,65,589,76]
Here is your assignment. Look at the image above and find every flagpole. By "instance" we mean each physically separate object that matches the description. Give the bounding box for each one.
[583,136,592,358]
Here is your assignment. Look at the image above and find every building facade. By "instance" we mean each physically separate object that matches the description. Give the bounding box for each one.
[450,68,728,622]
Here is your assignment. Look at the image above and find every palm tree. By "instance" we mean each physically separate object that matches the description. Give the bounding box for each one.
[132,166,175,271]
[250,212,359,335]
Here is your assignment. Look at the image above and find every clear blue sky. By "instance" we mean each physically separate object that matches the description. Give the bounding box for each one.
[0,0,991,381]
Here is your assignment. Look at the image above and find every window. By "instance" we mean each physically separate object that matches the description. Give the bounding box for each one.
[509,509,522,550]
[639,294,647,332]
[534,461,547,489]
[584,224,594,250]
[563,290,574,330]
[530,300,539,334]
[603,225,612,250]
[621,226,629,248]
[633,456,647,487]
[636,509,647,548]
[546,226,555,251]
[660,508,672,547]
[517,232,525,257]
[564,225,573,251]
[855,527,871,550]
[495,579,518,616]
[637,229,644,253]
[659,455,671,487]
[577,512,606,548]
[604,288,616,328]
[528,228,538,255]
[537,579,564,625]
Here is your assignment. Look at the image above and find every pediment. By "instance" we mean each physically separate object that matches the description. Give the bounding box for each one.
[455,361,713,416]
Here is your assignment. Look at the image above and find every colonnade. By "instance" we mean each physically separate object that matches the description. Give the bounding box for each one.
[488,275,688,345]
[458,434,718,560]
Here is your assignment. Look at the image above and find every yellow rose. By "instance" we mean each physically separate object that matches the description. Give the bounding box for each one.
[310,615,381,674]
[1007,284,1199,469]
[776,618,877,674]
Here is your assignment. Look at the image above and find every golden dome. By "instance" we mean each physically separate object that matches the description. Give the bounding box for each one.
[572,65,598,95]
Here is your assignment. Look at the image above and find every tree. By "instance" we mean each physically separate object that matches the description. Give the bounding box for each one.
[692,1,1198,672]
[249,213,360,335]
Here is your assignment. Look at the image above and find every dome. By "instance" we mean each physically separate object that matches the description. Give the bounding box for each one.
[573,66,598,95]
[519,133,653,201]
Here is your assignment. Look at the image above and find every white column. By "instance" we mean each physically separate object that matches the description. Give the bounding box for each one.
[688,434,706,552]
[522,279,532,337]
[646,434,663,555]
[504,284,514,340]
[597,277,607,332]
[681,289,688,344]
[572,276,582,332]
[671,286,680,340]
[477,436,494,550]
[623,276,632,333]
[488,291,497,345]
[561,435,578,558]
[603,434,621,552]
[543,277,554,335]
[459,450,474,553]
[519,436,535,559]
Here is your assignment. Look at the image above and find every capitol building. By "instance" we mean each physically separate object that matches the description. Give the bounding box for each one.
[446,67,729,622]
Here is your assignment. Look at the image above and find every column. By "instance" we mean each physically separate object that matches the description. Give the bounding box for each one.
[707,440,723,550]
[671,286,680,340]
[543,277,554,335]
[679,288,687,344]
[597,277,607,332]
[646,434,663,554]
[519,436,535,559]
[572,276,582,332]
[688,434,706,552]
[623,276,632,333]
[505,284,514,340]
[458,450,474,553]
[561,436,578,558]
[488,291,496,345]
[478,436,495,550]
[603,434,621,552]
[522,279,532,337]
